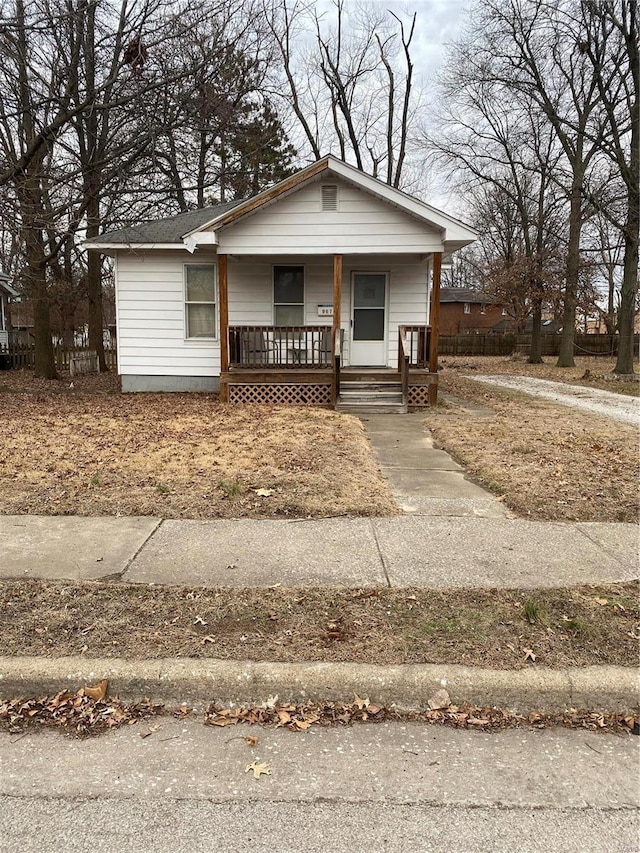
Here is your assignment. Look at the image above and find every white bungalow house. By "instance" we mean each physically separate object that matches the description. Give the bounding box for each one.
[85,156,477,411]
[0,271,18,347]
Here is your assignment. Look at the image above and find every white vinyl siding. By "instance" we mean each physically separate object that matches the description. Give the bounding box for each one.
[216,177,444,255]
[115,248,430,378]
[116,251,219,377]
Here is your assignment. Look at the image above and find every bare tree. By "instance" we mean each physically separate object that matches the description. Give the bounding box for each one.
[582,0,638,374]
[264,0,419,187]
[430,38,567,362]
[448,0,611,366]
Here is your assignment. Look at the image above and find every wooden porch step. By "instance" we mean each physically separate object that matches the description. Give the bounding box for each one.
[337,378,406,413]
[337,401,407,414]
[341,369,401,383]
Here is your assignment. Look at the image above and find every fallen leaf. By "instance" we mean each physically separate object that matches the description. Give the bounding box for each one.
[245,761,271,779]
[194,616,207,626]
[353,693,370,710]
[202,636,215,644]
[253,488,273,497]
[244,736,259,747]
[523,648,537,662]
[84,678,109,701]
[594,598,608,606]
[428,688,451,711]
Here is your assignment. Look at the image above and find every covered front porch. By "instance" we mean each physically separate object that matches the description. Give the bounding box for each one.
[218,253,443,410]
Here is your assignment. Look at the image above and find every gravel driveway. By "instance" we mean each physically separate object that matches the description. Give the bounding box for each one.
[465,375,640,426]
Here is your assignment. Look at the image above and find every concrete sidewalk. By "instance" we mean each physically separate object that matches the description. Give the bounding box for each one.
[360,414,507,518]
[1,514,637,589]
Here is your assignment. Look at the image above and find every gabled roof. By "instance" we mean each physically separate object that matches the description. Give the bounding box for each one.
[84,155,478,251]
[440,287,495,304]
[185,155,477,245]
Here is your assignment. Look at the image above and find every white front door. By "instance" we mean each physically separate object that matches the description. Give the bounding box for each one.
[350,272,388,366]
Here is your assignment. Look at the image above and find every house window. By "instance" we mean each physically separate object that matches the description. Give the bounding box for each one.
[274,265,304,325]
[463,302,471,314]
[185,265,216,338]
[502,308,508,316]
[480,303,486,314]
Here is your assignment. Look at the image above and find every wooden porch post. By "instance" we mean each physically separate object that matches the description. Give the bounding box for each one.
[428,252,442,406]
[332,254,342,409]
[333,254,342,343]
[219,253,229,401]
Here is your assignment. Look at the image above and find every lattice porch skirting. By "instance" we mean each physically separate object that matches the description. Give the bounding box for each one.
[227,382,333,407]
[407,384,432,410]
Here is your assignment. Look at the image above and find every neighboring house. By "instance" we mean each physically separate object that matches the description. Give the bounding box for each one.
[439,287,505,334]
[490,316,563,334]
[0,272,19,347]
[85,155,477,410]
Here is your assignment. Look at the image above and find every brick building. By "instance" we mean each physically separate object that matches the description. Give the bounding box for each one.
[439,287,506,334]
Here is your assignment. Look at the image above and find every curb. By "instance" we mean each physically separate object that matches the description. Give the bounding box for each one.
[0,657,638,714]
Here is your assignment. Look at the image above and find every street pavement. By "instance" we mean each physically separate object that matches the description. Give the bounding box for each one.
[1,719,638,852]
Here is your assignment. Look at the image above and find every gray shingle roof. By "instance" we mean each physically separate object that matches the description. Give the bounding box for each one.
[84,200,245,245]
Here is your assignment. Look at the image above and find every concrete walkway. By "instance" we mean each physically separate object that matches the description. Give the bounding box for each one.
[1,514,637,589]
[360,413,506,518]
[466,374,640,426]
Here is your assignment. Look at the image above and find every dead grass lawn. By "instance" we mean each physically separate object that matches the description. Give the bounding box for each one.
[427,366,639,523]
[1,579,637,669]
[0,380,396,519]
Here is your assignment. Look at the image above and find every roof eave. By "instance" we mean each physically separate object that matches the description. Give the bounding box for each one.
[82,241,190,251]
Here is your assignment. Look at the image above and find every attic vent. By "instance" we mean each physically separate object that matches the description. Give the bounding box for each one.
[321,184,338,211]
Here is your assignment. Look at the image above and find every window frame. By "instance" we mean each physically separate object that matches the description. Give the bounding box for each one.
[273,264,305,326]
[183,263,218,341]
[463,302,471,314]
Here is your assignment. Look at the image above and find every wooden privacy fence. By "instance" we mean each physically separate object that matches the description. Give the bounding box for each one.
[438,333,640,357]
[0,342,117,371]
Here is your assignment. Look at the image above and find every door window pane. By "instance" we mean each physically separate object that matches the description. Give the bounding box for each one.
[353,308,385,341]
[354,274,385,308]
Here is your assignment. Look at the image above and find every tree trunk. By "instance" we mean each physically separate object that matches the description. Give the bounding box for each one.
[557,175,582,367]
[528,298,543,363]
[614,226,639,375]
[85,185,107,371]
[31,262,56,378]
[86,253,106,371]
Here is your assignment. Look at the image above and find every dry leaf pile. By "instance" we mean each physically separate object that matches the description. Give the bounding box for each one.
[0,687,162,736]
[204,697,637,736]
[1,688,637,738]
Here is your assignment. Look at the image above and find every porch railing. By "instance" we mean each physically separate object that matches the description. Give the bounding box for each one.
[229,325,337,369]
[401,324,431,368]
